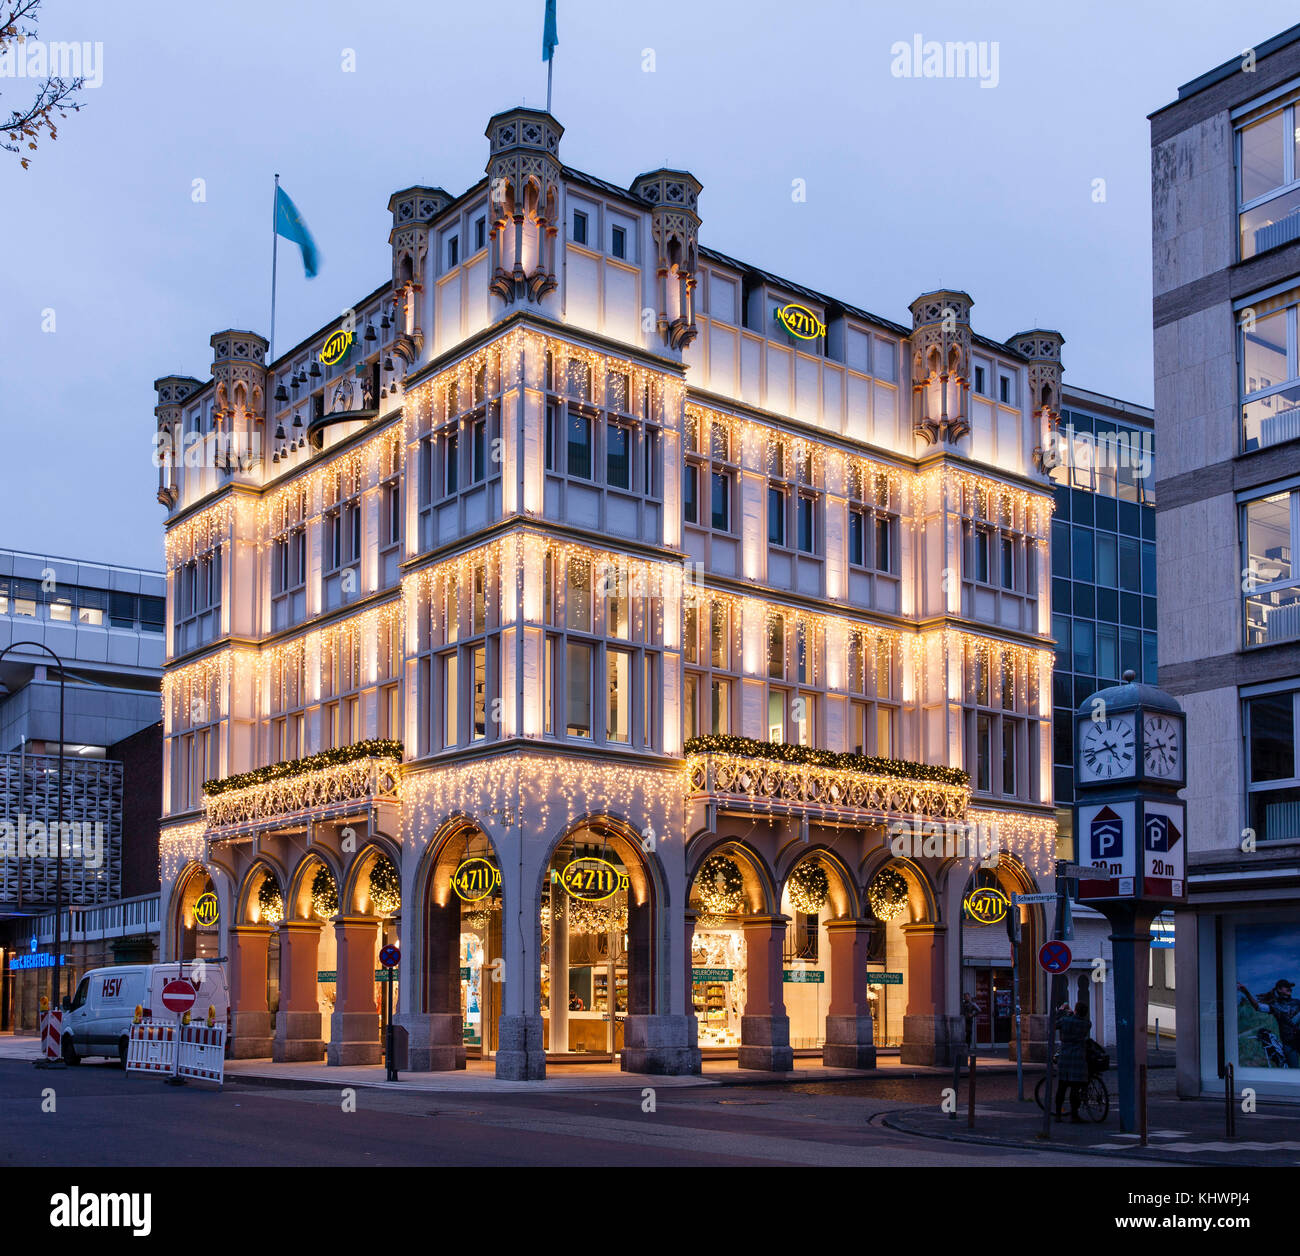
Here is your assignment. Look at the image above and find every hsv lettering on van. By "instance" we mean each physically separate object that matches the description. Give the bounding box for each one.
[102,977,123,999]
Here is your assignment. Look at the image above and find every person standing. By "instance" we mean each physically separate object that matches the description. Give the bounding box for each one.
[961,992,982,1049]
[1054,1001,1091,1122]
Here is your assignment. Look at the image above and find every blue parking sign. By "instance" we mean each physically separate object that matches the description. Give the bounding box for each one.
[1090,805,1124,861]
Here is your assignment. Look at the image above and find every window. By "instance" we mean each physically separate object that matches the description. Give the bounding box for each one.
[684,464,699,524]
[606,422,630,489]
[567,559,593,633]
[643,428,659,497]
[472,646,487,740]
[976,714,991,792]
[442,653,459,747]
[573,210,588,245]
[975,529,991,584]
[797,495,815,553]
[611,224,626,259]
[710,678,730,734]
[1002,720,1017,795]
[1243,489,1300,645]
[475,216,486,251]
[684,673,699,741]
[768,690,786,742]
[1001,537,1015,589]
[567,413,592,479]
[1245,690,1300,841]
[768,486,786,546]
[974,365,986,395]
[444,431,460,495]
[383,481,401,546]
[1237,101,1300,260]
[875,517,893,573]
[566,642,592,737]
[471,418,487,483]
[607,649,630,743]
[849,509,866,566]
[1240,298,1300,450]
[710,602,730,669]
[711,471,731,532]
[447,234,459,267]
[999,375,1013,405]
[767,618,785,679]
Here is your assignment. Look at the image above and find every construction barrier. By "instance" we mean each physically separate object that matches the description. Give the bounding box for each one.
[126,1021,226,1085]
[39,1010,62,1061]
[177,1023,226,1083]
[126,1021,175,1074]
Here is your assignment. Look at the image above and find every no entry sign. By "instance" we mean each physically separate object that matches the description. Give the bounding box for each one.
[161,979,197,1015]
[1038,940,1072,974]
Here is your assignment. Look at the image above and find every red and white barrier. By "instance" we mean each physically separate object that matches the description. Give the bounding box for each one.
[126,1021,175,1073]
[176,1023,226,1084]
[126,1021,226,1085]
[39,1010,62,1061]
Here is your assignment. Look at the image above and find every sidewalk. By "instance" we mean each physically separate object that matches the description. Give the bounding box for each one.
[886,1076,1300,1167]
[0,1032,1019,1093]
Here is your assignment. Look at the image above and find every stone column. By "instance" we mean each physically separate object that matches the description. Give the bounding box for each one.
[227,923,274,1059]
[398,895,466,1071]
[622,896,700,1076]
[273,920,324,1062]
[901,922,958,1065]
[328,916,380,1066]
[739,915,793,1071]
[822,918,877,1069]
[495,872,545,1081]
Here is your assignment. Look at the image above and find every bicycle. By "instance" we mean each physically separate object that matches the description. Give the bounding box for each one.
[1033,1053,1110,1123]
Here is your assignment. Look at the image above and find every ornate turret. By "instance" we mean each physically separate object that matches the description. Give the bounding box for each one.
[630,168,702,350]
[389,185,451,364]
[154,375,201,508]
[909,291,973,445]
[210,330,268,474]
[1006,329,1066,473]
[485,108,563,306]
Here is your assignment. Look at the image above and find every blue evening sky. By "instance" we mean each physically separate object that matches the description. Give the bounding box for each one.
[2,0,1295,569]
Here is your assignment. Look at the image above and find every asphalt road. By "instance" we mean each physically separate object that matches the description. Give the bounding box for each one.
[0,1059,1147,1168]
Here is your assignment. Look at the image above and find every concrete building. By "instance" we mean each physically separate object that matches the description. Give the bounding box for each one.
[154,108,1102,1079]
[1152,24,1300,1098]
[0,549,165,1029]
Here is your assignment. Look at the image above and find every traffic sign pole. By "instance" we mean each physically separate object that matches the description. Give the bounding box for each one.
[379,944,400,1082]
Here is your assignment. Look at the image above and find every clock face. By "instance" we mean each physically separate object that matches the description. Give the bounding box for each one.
[1143,713,1183,780]
[1078,714,1137,783]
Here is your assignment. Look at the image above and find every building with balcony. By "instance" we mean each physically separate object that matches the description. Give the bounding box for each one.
[1152,23,1300,1098]
[155,108,1077,1079]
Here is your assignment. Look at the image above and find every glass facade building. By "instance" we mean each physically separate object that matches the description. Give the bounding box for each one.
[1048,388,1156,843]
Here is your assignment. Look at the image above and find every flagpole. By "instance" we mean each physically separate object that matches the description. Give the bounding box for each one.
[547,57,553,113]
[269,172,280,370]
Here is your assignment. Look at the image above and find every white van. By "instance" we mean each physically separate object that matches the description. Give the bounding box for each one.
[61,962,230,1066]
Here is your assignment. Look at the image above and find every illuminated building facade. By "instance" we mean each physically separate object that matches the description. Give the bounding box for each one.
[155,109,1064,1077]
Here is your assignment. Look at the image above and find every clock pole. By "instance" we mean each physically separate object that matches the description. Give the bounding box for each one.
[1073,669,1187,1133]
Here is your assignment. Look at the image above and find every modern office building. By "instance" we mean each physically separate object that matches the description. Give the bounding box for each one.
[1152,24,1300,1098]
[153,107,1087,1079]
[0,549,166,1028]
[1046,387,1159,1047]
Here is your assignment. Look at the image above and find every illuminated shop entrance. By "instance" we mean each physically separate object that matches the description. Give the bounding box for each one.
[452,842,501,1060]
[542,829,652,1061]
[174,866,220,965]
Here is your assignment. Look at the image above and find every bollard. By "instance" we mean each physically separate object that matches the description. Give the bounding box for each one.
[1139,1063,1148,1145]
[950,1049,962,1120]
[1154,1018,1159,1049]
[967,1052,977,1129]
[1225,1063,1236,1140]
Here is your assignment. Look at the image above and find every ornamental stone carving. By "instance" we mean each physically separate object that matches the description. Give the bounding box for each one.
[909,290,973,446]
[388,185,450,364]
[154,374,201,508]
[485,108,563,307]
[1007,329,1066,473]
[630,168,702,350]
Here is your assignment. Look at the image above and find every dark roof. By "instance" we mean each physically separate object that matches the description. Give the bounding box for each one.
[1075,677,1182,717]
[1175,21,1300,101]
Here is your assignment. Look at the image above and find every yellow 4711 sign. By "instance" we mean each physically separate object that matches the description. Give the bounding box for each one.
[560,857,628,902]
[452,857,500,902]
[963,886,1009,925]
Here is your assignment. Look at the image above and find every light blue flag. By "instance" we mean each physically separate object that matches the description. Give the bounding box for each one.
[275,184,319,279]
[543,0,558,61]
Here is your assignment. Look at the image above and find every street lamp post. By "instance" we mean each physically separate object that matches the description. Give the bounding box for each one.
[0,642,68,1025]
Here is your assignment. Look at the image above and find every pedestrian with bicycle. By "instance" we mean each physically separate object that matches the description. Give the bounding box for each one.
[1054,1000,1091,1123]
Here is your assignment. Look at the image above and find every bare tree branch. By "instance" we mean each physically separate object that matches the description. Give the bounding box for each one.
[1,0,86,169]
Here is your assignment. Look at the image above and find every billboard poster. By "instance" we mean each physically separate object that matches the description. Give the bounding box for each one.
[1235,921,1300,1070]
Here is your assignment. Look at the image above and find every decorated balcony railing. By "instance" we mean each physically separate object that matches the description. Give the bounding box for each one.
[203,740,402,832]
[685,736,970,822]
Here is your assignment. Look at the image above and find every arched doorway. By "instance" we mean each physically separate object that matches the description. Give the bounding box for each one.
[686,842,772,1051]
[173,863,219,965]
[336,842,401,1066]
[415,818,504,1070]
[540,819,658,1063]
[272,853,341,1062]
[777,849,860,1052]
[227,861,284,1058]
[863,858,935,1049]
